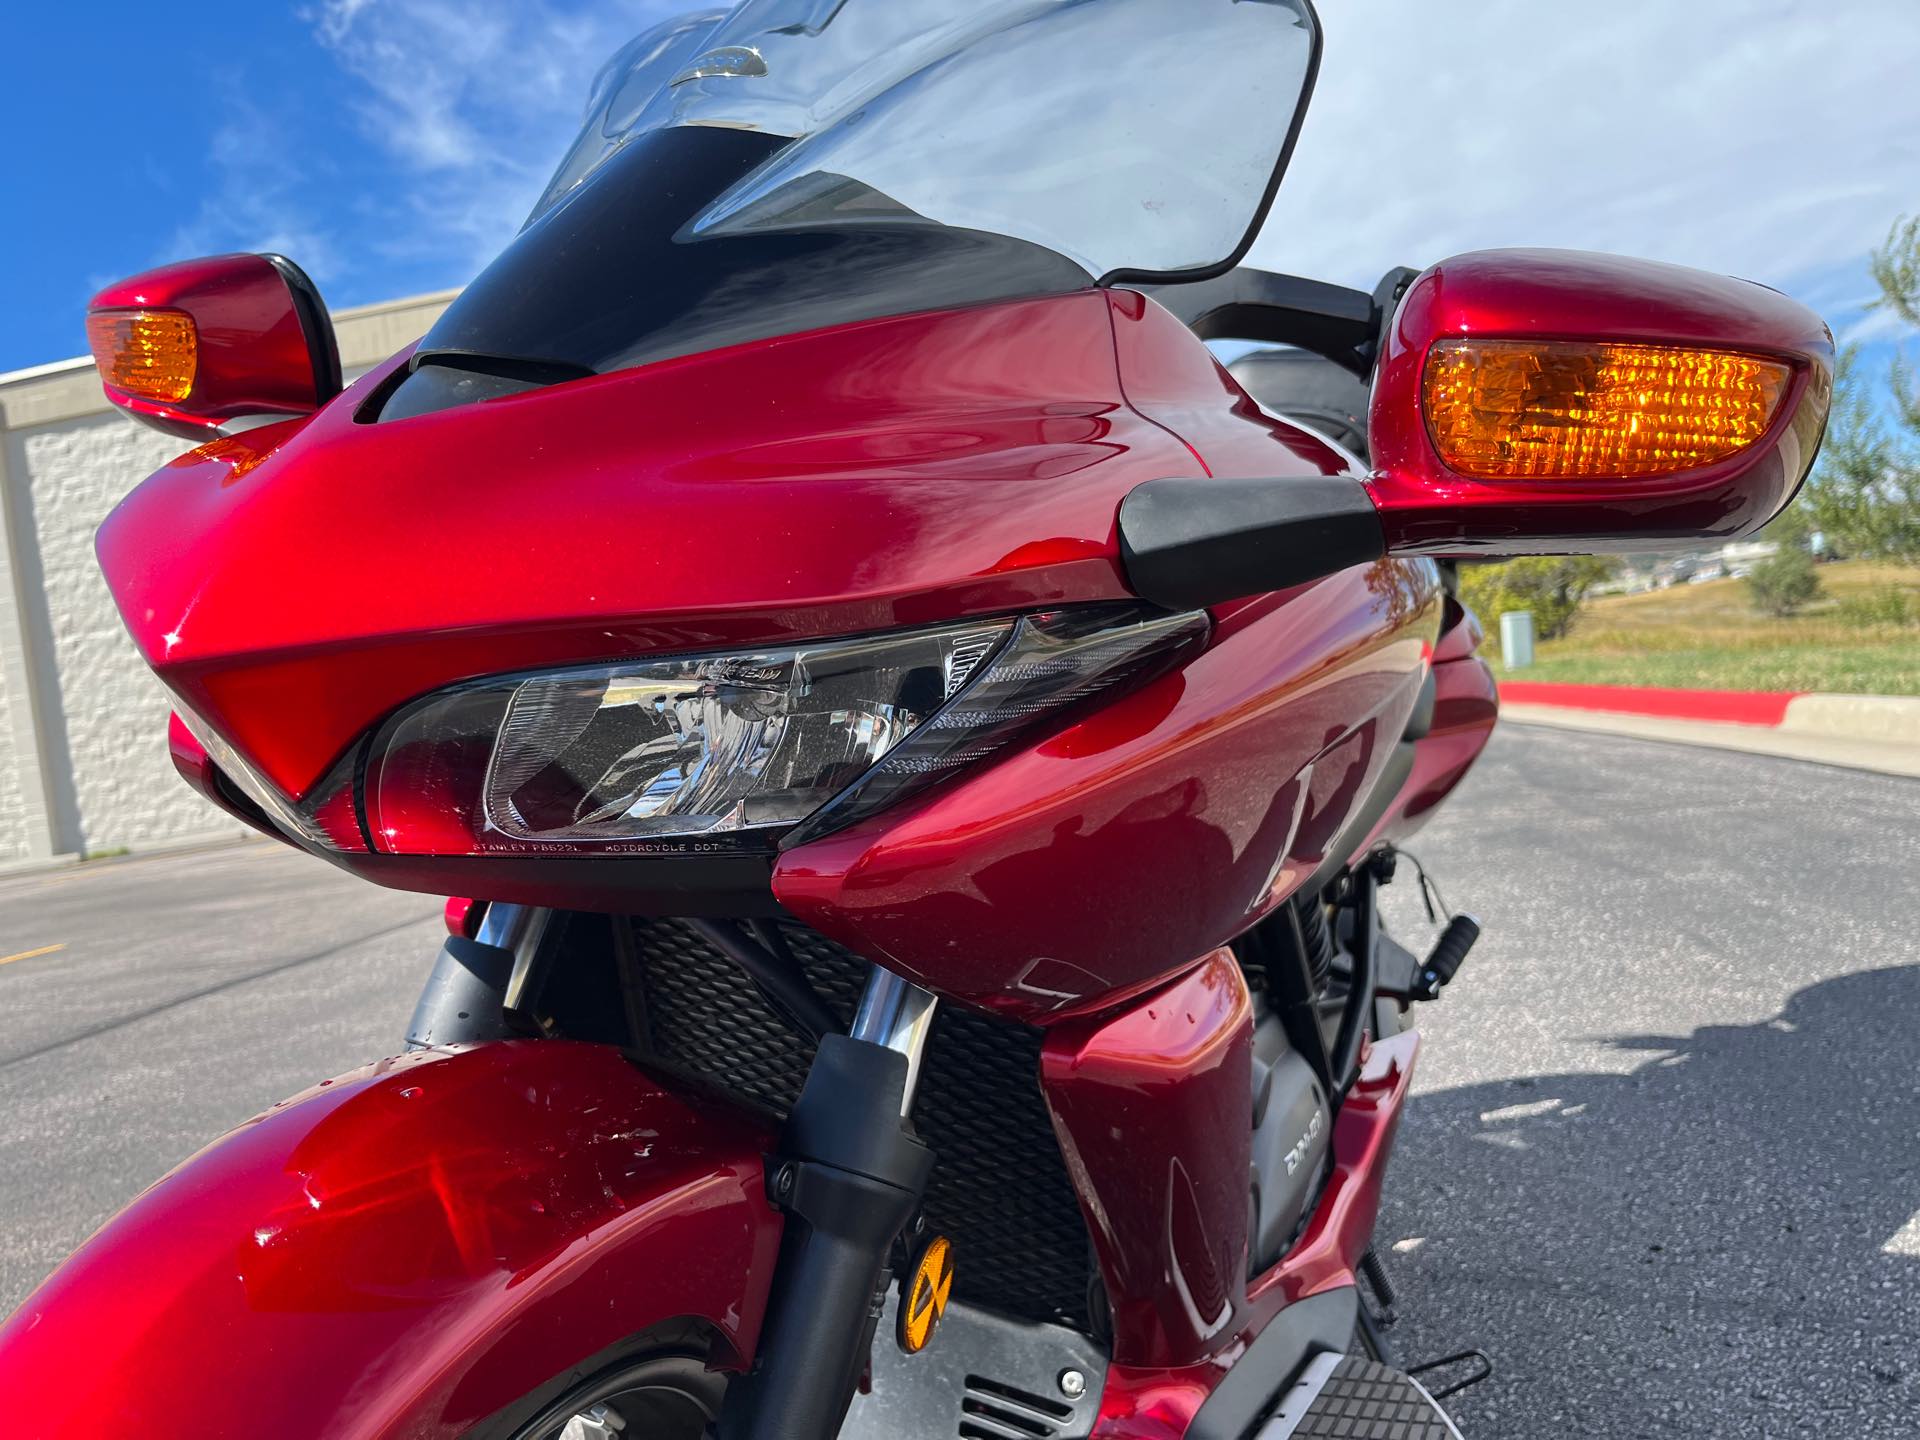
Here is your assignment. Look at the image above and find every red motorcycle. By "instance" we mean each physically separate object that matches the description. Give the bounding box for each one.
[4,3,1830,1436]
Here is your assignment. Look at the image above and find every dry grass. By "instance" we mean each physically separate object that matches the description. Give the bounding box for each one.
[1493,560,1920,694]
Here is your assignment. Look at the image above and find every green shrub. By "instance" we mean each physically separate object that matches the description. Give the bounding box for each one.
[1745,510,1822,617]
[1458,556,1615,641]
[1834,587,1917,627]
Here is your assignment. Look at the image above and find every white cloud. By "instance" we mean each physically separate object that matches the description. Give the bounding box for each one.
[1254,0,1920,326]
[302,0,683,269]
[1840,304,1910,346]
[162,101,344,285]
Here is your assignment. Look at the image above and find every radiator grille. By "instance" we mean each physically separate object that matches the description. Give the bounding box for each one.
[630,918,1095,1329]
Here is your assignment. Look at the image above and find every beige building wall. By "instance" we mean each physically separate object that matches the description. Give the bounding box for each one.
[0,291,455,865]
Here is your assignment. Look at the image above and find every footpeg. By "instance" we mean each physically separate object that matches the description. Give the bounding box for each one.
[1258,1353,1463,1438]
[1372,915,1480,1005]
[1413,914,1479,1000]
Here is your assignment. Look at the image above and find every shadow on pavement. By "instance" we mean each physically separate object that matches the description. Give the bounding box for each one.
[1379,965,1920,1437]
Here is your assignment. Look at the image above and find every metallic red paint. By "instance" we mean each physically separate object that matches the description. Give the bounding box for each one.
[1086,1030,1420,1438]
[100,288,1445,968]
[1368,248,1834,556]
[1432,599,1484,665]
[444,896,483,938]
[97,292,1202,809]
[87,254,336,439]
[166,710,295,844]
[1105,288,1349,479]
[1382,656,1500,838]
[1041,952,1254,1369]
[1369,598,1501,850]
[0,1041,782,1439]
[772,560,1438,1020]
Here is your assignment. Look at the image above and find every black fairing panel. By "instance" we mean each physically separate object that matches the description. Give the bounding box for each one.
[1230,347,1374,459]
[385,126,1092,420]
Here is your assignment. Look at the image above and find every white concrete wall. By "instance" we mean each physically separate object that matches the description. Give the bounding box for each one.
[0,655,28,861]
[0,291,455,864]
[6,412,182,857]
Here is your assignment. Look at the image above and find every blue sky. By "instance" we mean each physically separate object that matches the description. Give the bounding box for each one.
[4,1,1919,378]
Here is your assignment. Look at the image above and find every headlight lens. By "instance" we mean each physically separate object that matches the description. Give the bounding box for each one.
[781,605,1209,846]
[363,605,1206,856]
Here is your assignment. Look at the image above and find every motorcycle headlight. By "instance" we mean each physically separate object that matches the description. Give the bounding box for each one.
[362,604,1206,856]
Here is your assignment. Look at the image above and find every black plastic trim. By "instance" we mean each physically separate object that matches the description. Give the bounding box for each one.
[1097,0,1323,289]
[1186,1286,1358,1440]
[1132,269,1376,375]
[394,126,1091,419]
[1331,862,1379,1096]
[1118,475,1385,612]
[406,936,522,1047]
[1402,667,1438,742]
[260,252,343,405]
[317,848,782,917]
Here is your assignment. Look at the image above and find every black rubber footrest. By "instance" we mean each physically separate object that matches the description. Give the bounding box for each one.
[1264,1355,1461,1439]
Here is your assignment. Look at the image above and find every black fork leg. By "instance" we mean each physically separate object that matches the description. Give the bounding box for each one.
[716,970,939,1440]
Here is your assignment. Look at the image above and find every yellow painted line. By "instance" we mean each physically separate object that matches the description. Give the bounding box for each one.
[0,943,66,968]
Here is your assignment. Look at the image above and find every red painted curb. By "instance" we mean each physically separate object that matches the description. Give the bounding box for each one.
[1498,681,1801,727]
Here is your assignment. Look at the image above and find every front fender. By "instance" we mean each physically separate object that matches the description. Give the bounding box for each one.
[0,1041,782,1438]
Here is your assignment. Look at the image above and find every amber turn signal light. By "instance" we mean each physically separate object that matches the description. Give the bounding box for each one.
[1422,338,1792,480]
[897,1233,954,1355]
[86,308,199,404]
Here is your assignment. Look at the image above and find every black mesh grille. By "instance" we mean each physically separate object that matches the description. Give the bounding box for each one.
[630,918,1095,1329]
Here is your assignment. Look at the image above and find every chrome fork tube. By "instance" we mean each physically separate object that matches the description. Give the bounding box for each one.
[849,966,939,1115]
[476,903,554,1011]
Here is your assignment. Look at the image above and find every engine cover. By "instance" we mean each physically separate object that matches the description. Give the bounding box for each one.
[1249,1011,1332,1274]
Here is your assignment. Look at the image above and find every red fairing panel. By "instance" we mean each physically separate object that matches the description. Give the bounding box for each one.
[97,291,1209,805]
[1089,1030,1421,1439]
[167,710,296,844]
[1103,288,1349,480]
[773,561,1438,1020]
[0,1042,782,1439]
[1381,655,1498,842]
[1041,953,1254,1369]
[770,294,1438,1018]
[1376,600,1499,847]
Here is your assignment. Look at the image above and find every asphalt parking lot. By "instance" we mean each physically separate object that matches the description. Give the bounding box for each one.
[1,724,1915,1436]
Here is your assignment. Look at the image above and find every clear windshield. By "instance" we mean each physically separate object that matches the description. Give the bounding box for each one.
[386,0,1320,414]
[533,0,1320,282]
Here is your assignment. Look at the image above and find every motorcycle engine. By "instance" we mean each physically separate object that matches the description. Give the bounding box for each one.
[1247,1002,1333,1275]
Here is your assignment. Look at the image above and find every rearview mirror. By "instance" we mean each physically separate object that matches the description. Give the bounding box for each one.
[86,253,342,440]
[1119,248,1832,610]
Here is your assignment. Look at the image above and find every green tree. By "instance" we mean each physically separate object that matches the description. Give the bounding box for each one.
[1801,215,1920,563]
[1745,507,1822,617]
[1458,556,1615,641]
